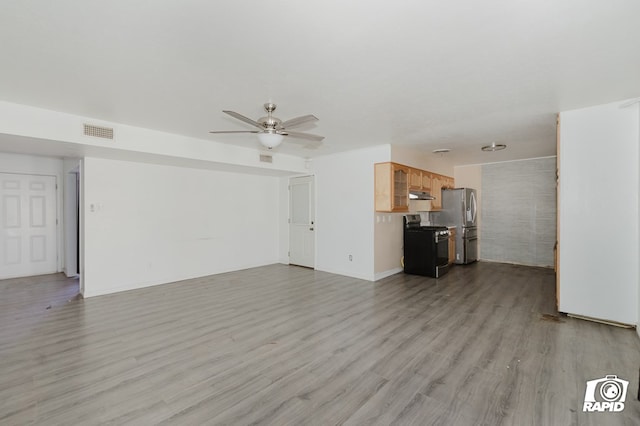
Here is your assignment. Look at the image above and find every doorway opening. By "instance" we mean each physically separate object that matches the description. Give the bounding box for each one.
[64,167,80,277]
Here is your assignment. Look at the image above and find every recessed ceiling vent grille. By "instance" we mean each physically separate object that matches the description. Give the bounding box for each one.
[83,124,114,140]
[259,154,273,163]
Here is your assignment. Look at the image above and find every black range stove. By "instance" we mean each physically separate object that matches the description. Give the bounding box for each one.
[403,214,450,278]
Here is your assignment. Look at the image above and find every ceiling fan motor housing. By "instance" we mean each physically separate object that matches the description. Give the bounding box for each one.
[260,103,281,132]
[258,116,282,132]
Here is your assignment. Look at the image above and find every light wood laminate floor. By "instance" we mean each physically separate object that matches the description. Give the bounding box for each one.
[1,262,639,425]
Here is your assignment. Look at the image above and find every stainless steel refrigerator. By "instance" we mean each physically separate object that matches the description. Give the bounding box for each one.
[439,188,478,264]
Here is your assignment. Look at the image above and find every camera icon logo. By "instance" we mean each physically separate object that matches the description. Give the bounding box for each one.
[583,375,629,412]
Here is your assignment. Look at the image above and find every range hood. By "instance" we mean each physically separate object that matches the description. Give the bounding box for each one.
[409,190,435,200]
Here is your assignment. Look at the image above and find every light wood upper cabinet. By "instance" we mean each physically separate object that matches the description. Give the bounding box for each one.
[429,173,455,210]
[430,174,444,210]
[375,162,409,212]
[443,176,455,190]
[421,171,432,192]
[375,163,453,212]
[409,168,422,190]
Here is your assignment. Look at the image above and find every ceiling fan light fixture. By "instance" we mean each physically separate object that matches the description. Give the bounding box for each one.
[257,132,284,149]
[481,142,506,152]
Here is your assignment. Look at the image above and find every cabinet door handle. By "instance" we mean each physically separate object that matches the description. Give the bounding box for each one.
[309,227,314,231]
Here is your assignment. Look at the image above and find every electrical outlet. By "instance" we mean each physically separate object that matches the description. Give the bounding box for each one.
[349,254,353,261]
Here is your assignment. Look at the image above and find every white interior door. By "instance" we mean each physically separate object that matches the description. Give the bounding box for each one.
[1,173,57,279]
[289,176,315,268]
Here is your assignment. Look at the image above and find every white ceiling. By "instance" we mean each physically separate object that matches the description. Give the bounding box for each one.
[1,1,639,165]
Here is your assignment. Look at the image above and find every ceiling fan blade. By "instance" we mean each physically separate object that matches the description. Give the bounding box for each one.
[209,130,259,134]
[223,110,263,129]
[283,130,325,142]
[281,114,318,129]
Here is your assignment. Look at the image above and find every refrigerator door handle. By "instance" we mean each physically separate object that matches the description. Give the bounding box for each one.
[469,191,477,224]
[465,193,473,223]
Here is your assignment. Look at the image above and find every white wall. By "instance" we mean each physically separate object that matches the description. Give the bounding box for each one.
[374,212,404,277]
[82,157,281,297]
[559,99,639,325]
[0,152,65,273]
[313,145,390,281]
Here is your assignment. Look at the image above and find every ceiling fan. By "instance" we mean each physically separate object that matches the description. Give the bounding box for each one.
[209,102,325,149]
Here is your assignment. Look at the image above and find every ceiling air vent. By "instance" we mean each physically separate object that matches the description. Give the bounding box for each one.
[259,154,273,163]
[83,124,114,140]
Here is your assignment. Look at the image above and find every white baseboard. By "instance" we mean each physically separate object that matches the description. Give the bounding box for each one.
[374,267,403,281]
[479,258,554,269]
[566,313,635,329]
[313,266,374,282]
